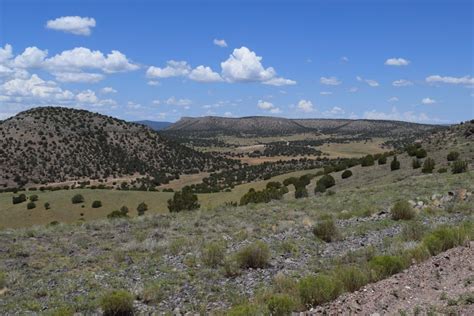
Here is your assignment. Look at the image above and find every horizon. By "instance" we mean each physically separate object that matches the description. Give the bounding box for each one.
[0,0,473,124]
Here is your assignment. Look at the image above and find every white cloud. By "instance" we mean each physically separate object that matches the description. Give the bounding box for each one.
[257,100,281,113]
[363,107,442,123]
[348,87,358,93]
[1,74,73,100]
[165,97,192,106]
[54,72,104,83]
[421,97,436,105]
[76,89,98,103]
[320,91,333,95]
[392,79,413,87]
[320,76,341,85]
[223,111,233,117]
[146,60,190,78]
[147,80,160,86]
[101,87,117,94]
[152,100,160,105]
[13,47,48,68]
[388,97,399,102]
[297,99,314,113]
[221,46,295,86]
[213,39,227,48]
[323,106,345,117]
[46,16,96,36]
[426,75,474,86]
[385,58,410,66]
[357,76,379,87]
[127,101,141,109]
[0,44,13,63]
[188,65,223,82]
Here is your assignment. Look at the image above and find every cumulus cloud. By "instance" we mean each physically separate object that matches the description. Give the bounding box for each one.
[188,65,223,82]
[54,72,104,83]
[426,75,474,86]
[323,106,345,117]
[392,79,413,87]
[363,107,442,123]
[320,76,341,85]
[385,58,410,66]
[101,87,117,94]
[388,97,399,102]
[146,60,190,78]
[421,97,436,105]
[0,44,13,63]
[297,99,314,113]
[213,39,227,47]
[221,47,295,86]
[257,100,281,113]
[46,16,96,36]
[13,47,48,68]
[147,80,160,86]
[357,76,379,87]
[165,97,192,106]
[348,87,358,93]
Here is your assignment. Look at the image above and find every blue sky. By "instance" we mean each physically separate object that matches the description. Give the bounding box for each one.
[0,0,472,123]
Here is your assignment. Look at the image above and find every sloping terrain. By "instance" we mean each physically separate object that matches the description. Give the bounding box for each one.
[0,107,222,188]
[134,120,173,131]
[166,115,443,137]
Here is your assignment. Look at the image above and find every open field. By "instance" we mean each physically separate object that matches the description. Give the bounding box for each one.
[317,138,388,158]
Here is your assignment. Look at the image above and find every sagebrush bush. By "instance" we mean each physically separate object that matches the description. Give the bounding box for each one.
[405,244,431,263]
[391,200,415,220]
[341,170,352,179]
[0,271,6,288]
[227,303,266,316]
[29,195,38,202]
[451,160,468,174]
[447,151,459,161]
[390,156,400,171]
[369,255,405,280]
[71,194,84,204]
[267,294,297,316]
[223,256,241,277]
[142,281,164,304]
[415,148,427,159]
[91,200,102,208]
[412,158,421,169]
[401,221,426,241]
[137,202,148,216]
[26,202,36,210]
[332,266,368,292]
[378,156,387,165]
[298,274,342,307]
[99,290,134,316]
[312,219,339,242]
[422,158,436,173]
[236,241,270,269]
[361,155,375,167]
[422,225,469,256]
[438,167,447,173]
[201,241,226,267]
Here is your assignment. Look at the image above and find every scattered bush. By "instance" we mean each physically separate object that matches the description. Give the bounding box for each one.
[422,158,436,173]
[316,175,335,191]
[223,257,241,278]
[447,151,460,161]
[267,294,297,316]
[332,266,368,292]
[451,160,468,174]
[168,187,200,211]
[405,244,431,264]
[91,200,102,208]
[422,225,469,256]
[240,182,288,205]
[26,202,36,210]
[314,182,326,194]
[201,241,226,268]
[390,156,400,171]
[12,194,27,204]
[313,218,339,242]
[412,158,421,169]
[298,274,342,308]
[44,202,50,210]
[341,170,352,179]
[401,221,426,241]
[0,271,6,288]
[71,194,84,204]
[361,155,375,167]
[236,241,270,269]
[227,303,265,316]
[142,281,164,304]
[369,255,405,280]
[391,200,415,220]
[378,156,387,165]
[438,167,448,173]
[415,148,427,159]
[137,202,148,216]
[107,206,129,219]
[29,195,38,202]
[294,187,308,199]
[99,290,134,316]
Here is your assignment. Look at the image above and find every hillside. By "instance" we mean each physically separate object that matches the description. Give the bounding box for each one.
[0,107,224,188]
[166,116,444,137]
[134,120,173,131]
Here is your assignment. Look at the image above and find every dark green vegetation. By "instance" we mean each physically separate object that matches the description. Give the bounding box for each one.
[167,188,200,212]
[240,181,288,205]
[99,290,134,316]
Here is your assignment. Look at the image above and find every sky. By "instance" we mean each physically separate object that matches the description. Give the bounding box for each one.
[0,0,472,123]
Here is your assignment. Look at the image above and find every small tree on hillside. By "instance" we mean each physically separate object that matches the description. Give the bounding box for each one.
[415,148,427,159]
[378,156,387,165]
[421,158,435,173]
[137,202,148,216]
[412,158,421,169]
[361,155,375,167]
[451,160,468,174]
[71,194,84,204]
[447,151,459,162]
[168,187,200,212]
[390,156,400,171]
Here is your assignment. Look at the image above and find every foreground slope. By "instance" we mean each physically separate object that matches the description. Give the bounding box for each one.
[0,107,221,188]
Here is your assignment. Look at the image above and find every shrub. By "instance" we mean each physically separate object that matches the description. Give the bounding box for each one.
[91,200,102,208]
[267,294,296,316]
[333,266,368,292]
[44,202,50,210]
[29,195,38,202]
[390,156,400,171]
[341,170,352,179]
[314,182,326,194]
[27,202,36,210]
[317,175,335,189]
[107,206,129,219]
[47,306,75,316]
[137,202,148,216]
[422,226,469,256]
[438,167,448,173]
[201,241,226,268]
[298,274,342,307]
[361,155,375,167]
[415,148,427,159]
[378,156,387,165]
[412,158,421,169]
[0,271,6,288]
[405,244,431,264]
[12,194,27,204]
[227,303,266,316]
[236,241,270,269]
[142,281,164,304]
[294,187,308,199]
[369,255,405,280]
[223,257,241,278]
[391,200,415,220]
[447,151,460,161]
[313,219,339,242]
[99,290,134,316]
[168,187,200,212]
[421,158,435,173]
[451,160,468,174]
[401,221,426,241]
[71,194,84,204]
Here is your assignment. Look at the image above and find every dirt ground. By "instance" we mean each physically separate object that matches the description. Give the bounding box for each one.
[308,243,474,315]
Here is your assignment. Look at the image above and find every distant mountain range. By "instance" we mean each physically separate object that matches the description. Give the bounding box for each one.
[134,120,173,131]
[163,116,444,137]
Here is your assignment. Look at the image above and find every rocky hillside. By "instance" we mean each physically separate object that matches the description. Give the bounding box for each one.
[166,116,444,137]
[0,107,224,188]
